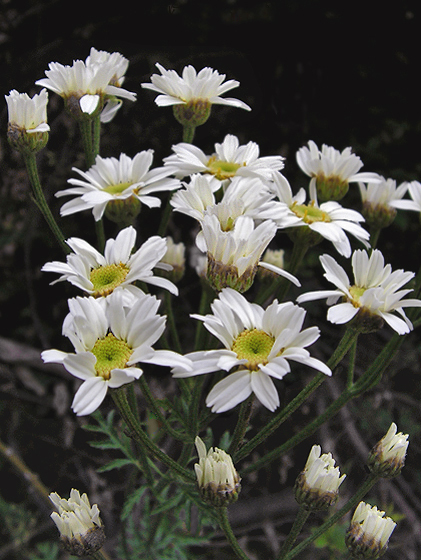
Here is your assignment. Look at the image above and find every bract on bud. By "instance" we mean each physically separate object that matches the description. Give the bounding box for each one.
[157,236,186,283]
[194,436,241,507]
[49,489,105,557]
[345,501,396,559]
[368,422,409,478]
[294,444,346,511]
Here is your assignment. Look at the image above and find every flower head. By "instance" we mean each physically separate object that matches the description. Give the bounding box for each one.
[41,226,178,297]
[296,140,380,201]
[271,173,370,258]
[85,47,132,123]
[56,151,180,223]
[5,89,49,153]
[164,134,284,187]
[36,54,136,120]
[346,501,396,559]
[197,213,299,293]
[50,488,105,556]
[172,288,331,413]
[42,291,191,415]
[368,422,409,478]
[294,444,346,510]
[359,175,413,229]
[194,436,241,507]
[141,63,251,125]
[297,249,421,334]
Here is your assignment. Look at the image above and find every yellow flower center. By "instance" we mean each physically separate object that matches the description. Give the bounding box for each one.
[206,156,243,180]
[103,181,132,195]
[291,201,331,224]
[348,285,366,307]
[232,329,275,371]
[91,333,133,380]
[90,263,130,297]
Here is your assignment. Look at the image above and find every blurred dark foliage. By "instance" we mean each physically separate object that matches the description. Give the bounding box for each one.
[1,1,421,559]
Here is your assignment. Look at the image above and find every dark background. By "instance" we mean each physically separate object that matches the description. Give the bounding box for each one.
[1,1,421,559]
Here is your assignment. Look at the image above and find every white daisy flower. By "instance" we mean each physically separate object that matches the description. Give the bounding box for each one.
[389,180,421,212]
[42,291,191,416]
[141,63,251,111]
[35,57,136,119]
[297,249,421,334]
[55,151,180,222]
[41,225,178,297]
[197,213,300,293]
[172,288,331,413]
[5,89,50,133]
[358,175,415,228]
[84,47,132,123]
[270,172,370,258]
[163,134,284,187]
[296,140,380,201]
[170,173,282,223]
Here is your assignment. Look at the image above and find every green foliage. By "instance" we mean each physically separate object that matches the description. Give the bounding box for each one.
[27,542,61,560]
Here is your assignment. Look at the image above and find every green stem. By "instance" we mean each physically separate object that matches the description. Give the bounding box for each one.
[228,395,254,456]
[164,290,182,354]
[182,125,196,143]
[283,473,380,559]
[234,327,359,463]
[92,114,101,160]
[95,218,106,253]
[23,152,69,254]
[90,550,113,560]
[79,119,96,168]
[277,505,310,559]
[138,375,189,442]
[111,387,195,483]
[216,507,250,560]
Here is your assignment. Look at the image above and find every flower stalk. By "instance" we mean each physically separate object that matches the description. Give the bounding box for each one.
[111,387,196,483]
[23,152,69,254]
[282,472,380,559]
[216,507,250,560]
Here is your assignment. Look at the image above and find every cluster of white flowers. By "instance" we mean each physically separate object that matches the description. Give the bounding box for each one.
[6,46,421,422]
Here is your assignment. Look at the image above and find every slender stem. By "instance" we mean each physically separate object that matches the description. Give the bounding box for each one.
[277,505,310,559]
[92,114,101,160]
[111,387,195,483]
[157,195,173,237]
[228,395,254,456]
[79,119,95,168]
[216,507,250,560]
[346,336,358,389]
[23,152,69,254]
[182,125,196,143]
[283,473,380,559]
[234,327,359,463]
[164,291,182,354]
[138,375,189,442]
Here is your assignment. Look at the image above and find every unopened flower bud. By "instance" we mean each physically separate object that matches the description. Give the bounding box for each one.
[258,248,285,282]
[294,444,346,511]
[194,436,241,507]
[5,89,50,154]
[368,422,409,478]
[49,489,105,557]
[345,501,396,559]
[157,236,186,282]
